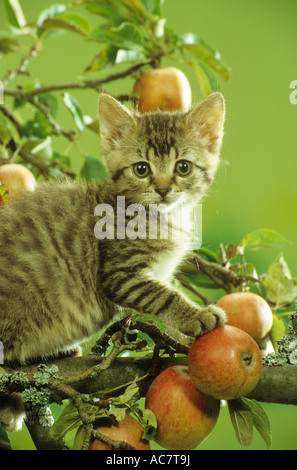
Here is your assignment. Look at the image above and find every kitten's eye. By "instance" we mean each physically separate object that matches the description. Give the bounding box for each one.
[133,162,151,178]
[175,160,193,177]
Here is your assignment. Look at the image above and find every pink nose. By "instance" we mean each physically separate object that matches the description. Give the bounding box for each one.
[155,187,171,197]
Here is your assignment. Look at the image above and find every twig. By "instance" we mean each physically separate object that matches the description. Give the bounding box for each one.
[186,252,261,292]
[4,59,154,99]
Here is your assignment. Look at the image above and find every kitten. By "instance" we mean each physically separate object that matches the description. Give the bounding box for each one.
[0,92,226,432]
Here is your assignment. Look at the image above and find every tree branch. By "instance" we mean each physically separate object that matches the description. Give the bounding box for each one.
[3,60,154,99]
[1,355,296,406]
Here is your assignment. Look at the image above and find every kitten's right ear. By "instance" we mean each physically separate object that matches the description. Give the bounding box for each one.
[99,94,136,146]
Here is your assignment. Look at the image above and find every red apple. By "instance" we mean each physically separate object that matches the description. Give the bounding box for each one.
[89,414,150,450]
[145,365,220,450]
[133,67,192,113]
[217,292,273,343]
[188,325,262,400]
[0,163,36,201]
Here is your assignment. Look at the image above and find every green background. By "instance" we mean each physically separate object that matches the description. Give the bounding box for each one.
[1,0,297,450]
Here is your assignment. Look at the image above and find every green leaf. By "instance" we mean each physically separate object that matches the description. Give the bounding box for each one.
[81,156,109,183]
[269,314,286,349]
[90,21,145,50]
[264,254,297,305]
[141,408,157,440]
[240,229,290,252]
[5,0,26,29]
[178,33,231,81]
[188,60,213,97]
[37,4,67,36]
[84,45,118,74]
[21,111,53,139]
[228,399,254,449]
[0,426,11,450]
[116,380,139,405]
[73,425,85,450]
[42,13,90,36]
[0,32,20,55]
[241,398,272,449]
[141,0,164,17]
[63,93,85,131]
[117,0,147,22]
[79,0,127,20]
[51,402,81,440]
[108,407,126,423]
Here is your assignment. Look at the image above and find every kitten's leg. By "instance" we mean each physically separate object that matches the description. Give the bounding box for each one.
[102,272,225,340]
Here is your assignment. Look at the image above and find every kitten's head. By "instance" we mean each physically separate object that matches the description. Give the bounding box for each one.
[98,92,225,210]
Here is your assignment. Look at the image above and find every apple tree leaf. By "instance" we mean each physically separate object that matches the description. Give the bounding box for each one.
[228,399,254,449]
[241,398,272,449]
[141,408,157,441]
[269,314,286,350]
[263,254,297,305]
[50,402,81,440]
[240,229,290,252]
[5,0,26,29]
[80,156,109,184]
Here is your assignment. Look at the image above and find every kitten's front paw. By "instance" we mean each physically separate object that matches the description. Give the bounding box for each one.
[190,305,226,338]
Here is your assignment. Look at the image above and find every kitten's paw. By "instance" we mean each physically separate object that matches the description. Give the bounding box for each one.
[191,305,226,338]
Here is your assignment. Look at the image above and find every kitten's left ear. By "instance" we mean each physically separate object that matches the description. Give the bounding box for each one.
[186,92,225,154]
[99,94,136,145]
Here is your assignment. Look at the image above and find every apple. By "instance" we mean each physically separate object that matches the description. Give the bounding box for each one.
[145,365,220,450]
[188,325,262,400]
[88,414,150,450]
[217,292,273,343]
[0,163,36,201]
[133,67,192,113]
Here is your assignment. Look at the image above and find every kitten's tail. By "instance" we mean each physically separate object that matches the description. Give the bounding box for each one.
[0,394,25,432]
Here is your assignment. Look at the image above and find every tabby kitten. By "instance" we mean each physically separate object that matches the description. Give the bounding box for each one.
[0,92,226,432]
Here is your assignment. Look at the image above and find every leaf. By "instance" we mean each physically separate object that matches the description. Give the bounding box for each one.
[116,380,139,405]
[90,21,145,50]
[178,33,231,81]
[0,426,11,450]
[51,402,81,440]
[21,112,53,139]
[228,399,254,449]
[73,425,85,450]
[264,254,297,305]
[188,61,213,96]
[269,314,286,349]
[80,0,126,20]
[240,229,290,252]
[81,156,109,183]
[141,408,157,441]
[84,45,119,73]
[108,407,126,423]
[42,13,90,36]
[0,32,20,55]
[241,398,272,449]
[5,0,26,29]
[117,0,147,22]
[37,4,67,36]
[141,0,164,17]
[63,93,85,131]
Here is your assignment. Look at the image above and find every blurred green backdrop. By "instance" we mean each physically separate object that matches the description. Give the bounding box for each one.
[0,0,297,450]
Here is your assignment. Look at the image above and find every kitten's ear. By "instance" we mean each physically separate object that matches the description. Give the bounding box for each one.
[99,94,136,145]
[186,92,225,154]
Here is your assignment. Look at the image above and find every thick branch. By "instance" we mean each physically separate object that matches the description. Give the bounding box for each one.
[1,355,297,406]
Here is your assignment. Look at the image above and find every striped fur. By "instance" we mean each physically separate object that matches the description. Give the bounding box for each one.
[0,93,226,431]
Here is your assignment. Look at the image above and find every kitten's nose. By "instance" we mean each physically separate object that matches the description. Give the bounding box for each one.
[155,186,171,198]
